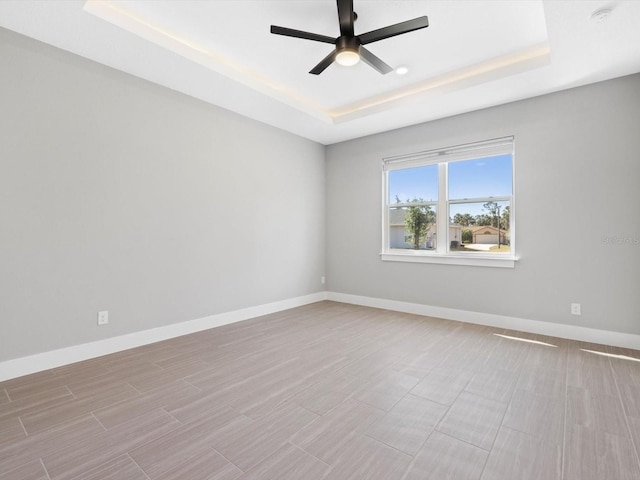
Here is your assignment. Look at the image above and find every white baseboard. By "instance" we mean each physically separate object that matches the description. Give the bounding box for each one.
[0,292,328,382]
[327,292,640,350]
[3,291,636,382]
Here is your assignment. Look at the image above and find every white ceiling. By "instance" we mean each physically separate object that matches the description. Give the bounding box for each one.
[1,1,640,145]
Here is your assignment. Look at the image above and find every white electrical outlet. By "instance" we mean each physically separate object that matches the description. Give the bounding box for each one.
[321,276,326,285]
[97,310,109,325]
[571,303,581,316]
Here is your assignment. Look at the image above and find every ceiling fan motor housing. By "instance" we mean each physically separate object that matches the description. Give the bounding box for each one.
[336,35,361,54]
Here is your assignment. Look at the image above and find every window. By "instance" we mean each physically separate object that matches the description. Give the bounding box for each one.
[382,137,515,268]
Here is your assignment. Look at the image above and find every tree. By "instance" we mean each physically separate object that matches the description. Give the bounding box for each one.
[500,205,510,231]
[453,212,474,226]
[404,198,436,249]
[474,214,492,226]
[462,229,473,243]
[482,201,500,227]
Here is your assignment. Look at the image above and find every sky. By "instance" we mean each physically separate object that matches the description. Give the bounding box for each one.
[389,154,512,217]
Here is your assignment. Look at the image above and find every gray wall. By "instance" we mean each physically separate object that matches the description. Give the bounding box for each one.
[326,74,640,335]
[2,26,639,365]
[0,28,326,362]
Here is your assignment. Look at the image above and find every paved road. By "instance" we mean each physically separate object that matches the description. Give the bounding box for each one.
[463,243,497,251]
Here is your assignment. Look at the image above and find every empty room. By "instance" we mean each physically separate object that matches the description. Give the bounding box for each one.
[1,1,640,479]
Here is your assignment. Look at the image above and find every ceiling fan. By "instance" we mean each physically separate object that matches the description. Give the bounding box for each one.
[270,0,429,75]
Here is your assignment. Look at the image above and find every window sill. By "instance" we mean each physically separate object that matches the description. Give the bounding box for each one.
[380,250,516,268]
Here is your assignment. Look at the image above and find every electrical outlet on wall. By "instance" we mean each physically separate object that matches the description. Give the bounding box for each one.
[321,276,326,285]
[97,310,109,325]
[570,303,581,316]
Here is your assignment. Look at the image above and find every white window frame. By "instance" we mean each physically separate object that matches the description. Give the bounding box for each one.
[381,136,516,268]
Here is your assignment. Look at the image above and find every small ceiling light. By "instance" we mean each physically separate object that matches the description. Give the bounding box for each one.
[395,65,409,75]
[336,49,360,67]
[590,7,613,23]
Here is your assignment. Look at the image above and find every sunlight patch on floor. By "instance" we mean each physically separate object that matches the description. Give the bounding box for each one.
[580,349,640,362]
[493,333,557,347]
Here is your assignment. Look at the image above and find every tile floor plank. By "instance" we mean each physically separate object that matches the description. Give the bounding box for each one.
[563,424,640,480]
[129,405,243,478]
[626,416,640,468]
[237,443,330,480]
[0,417,27,449]
[353,371,420,411]
[288,372,368,415]
[76,454,149,480]
[321,435,412,480]
[20,381,139,434]
[3,372,66,401]
[154,447,243,480]
[515,367,565,398]
[291,397,385,464]
[608,354,640,386]
[465,367,520,404]
[410,366,474,406]
[0,415,105,474]
[0,385,75,422]
[617,381,640,418]
[366,393,448,455]
[436,391,509,451]
[480,427,561,480]
[41,409,180,480]
[566,386,629,437]
[209,401,318,472]
[502,388,565,444]
[566,345,618,396]
[403,431,488,480]
[0,459,50,480]
[93,379,201,429]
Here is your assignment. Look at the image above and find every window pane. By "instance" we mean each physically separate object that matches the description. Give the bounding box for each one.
[450,201,510,253]
[389,165,438,204]
[448,154,512,200]
[389,205,437,250]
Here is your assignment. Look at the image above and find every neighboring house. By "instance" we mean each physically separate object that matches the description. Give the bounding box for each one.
[469,225,509,244]
[449,223,463,246]
[389,208,463,249]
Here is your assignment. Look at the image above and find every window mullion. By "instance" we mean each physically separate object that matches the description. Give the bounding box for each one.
[449,196,510,204]
[437,163,448,253]
[382,170,389,250]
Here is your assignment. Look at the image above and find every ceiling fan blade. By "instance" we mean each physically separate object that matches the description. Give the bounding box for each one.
[359,16,429,45]
[337,0,354,37]
[270,25,336,44]
[359,47,393,74]
[310,50,338,75]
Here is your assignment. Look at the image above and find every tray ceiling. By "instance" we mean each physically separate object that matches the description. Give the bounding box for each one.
[1,1,639,144]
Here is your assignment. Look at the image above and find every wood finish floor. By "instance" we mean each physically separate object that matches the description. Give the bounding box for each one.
[1,301,640,480]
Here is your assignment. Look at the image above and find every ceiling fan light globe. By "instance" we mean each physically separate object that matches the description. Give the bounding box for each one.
[336,50,360,66]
